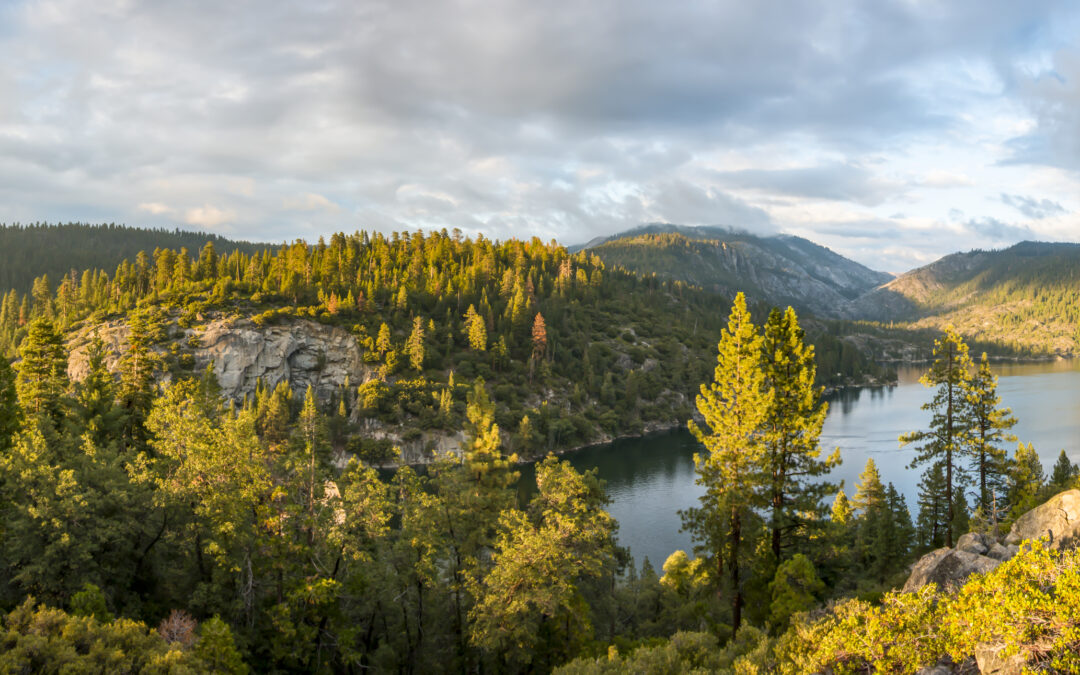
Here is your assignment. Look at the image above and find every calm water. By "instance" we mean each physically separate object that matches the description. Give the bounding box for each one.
[523,360,1080,568]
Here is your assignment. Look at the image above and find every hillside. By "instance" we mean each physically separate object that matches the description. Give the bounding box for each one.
[581,224,892,318]
[0,228,893,466]
[0,222,269,294]
[843,241,1080,354]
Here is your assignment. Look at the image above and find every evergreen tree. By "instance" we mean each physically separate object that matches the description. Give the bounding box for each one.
[760,306,839,563]
[951,487,970,538]
[851,459,889,576]
[965,352,1016,516]
[886,483,916,565]
[74,334,124,447]
[683,292,771,632]
[1008,442,1045,520]
[405,316,425,372]
[916,463,949,551]
[15,317,69,426]
[464,304,487,352]
[830,489,853,526]
[0,357,18,451]
[119,308,164,449]
[1050,450,1078,491]
[900,326,973,547]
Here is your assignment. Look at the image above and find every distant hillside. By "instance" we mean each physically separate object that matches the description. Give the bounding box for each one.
[0,222,269,293]
[582,224,892,318]
[842,241,1080,354]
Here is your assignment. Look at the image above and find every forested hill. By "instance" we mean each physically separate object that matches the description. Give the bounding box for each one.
[843,240,1080,354]
[580,224,892,318]
[0,223,268,293]
[0,227,892,465]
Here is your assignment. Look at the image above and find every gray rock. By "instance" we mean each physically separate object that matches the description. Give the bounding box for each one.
[1006,489,1080,550]
[985,543,1015,562]
[956,532,991,555]
[975,643,1027,675]
[903,548,1000,592]
[916,666,952,675]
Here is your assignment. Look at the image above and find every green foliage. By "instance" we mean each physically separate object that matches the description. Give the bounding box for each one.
[768,554,824,630]
[1009,442,1046,521]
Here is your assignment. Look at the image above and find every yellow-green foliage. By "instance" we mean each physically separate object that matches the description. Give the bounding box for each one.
[775,540,1080,672]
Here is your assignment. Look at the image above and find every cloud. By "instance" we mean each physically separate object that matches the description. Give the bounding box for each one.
[712,163,905,206]
[964,217,1037,240]
[283,192,340,213]
[184,205,236,228]
[0,0,1075,266]
[1000,193,1067,219]
[917,170,974,188]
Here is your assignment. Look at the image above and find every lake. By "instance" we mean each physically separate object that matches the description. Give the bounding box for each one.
[523,359,1080,568]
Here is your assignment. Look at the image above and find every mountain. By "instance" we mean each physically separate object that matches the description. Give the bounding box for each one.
[580,224,892,318]
[0,222,269,293]
[842,241,1080,354]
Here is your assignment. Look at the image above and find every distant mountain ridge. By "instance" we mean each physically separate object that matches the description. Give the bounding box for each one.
[580,224,892,318]
[840,240,1080,353]
[0,222,269,293]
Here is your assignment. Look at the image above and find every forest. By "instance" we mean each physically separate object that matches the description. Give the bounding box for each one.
[0,226,894,465]
[0,266,1073,670]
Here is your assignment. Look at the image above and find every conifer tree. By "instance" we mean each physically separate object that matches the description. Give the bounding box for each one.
[405,316,425,372]
[1008,442,1045,520]
[900,326,973,547]
[15,317,69,426]
[916,463,949,551]
[760,306,839,563]
[886,483,916,564]
[683,292,771,632]
[851,459,888,571]
[119,308,164,449]
[0,357,18,451]
[463,304,487,352]
[1050,450,1078,491]
[75,334,124,446]
[965,352,1016,515]
[830,489,853,525]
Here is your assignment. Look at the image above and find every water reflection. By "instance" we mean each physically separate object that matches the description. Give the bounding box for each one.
[520,359,1080,567]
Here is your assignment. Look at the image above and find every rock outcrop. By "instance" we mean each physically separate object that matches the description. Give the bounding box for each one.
[904,490,1080,594]
[974,643,1028,675]
[1004,489,1080,549]
[68,315,378,404]
[902,548,1002,593]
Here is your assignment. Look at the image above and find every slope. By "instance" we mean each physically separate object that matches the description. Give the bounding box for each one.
[582,224,892,318]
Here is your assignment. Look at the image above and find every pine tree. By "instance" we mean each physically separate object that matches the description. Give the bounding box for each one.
[916,463,949,551]
[0,357,18,451]
[683,292,771,632]
[1050,450,1078,492]
[74,334,124,446]
[900,326,973,547]
[760,306,839,563]
[830,489,853,525]
[405,316,425,372]
[1008,442,1045,520]
[15,317,69,426]
[464,305,486,352]
[886,483,916,564]
[530,312,547,363]
[851,459,888,571]
[119,308,164,449]
[965,352,1016,516]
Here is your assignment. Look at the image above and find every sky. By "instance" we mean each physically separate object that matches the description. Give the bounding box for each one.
[2,1,1080,273]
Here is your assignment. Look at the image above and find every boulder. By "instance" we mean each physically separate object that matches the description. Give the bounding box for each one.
[974,643,1027,674]
[1005,489,1080,550]
[984,543,1015,562]
[956,532,991,555]
[903,548,1000,592]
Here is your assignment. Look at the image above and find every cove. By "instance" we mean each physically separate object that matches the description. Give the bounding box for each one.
[520,359,1080,569]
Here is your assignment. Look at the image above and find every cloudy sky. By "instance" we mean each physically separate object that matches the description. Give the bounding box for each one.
[2,0,1080,272]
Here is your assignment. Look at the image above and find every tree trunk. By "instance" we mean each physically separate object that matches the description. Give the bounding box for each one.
[730,505,742,632]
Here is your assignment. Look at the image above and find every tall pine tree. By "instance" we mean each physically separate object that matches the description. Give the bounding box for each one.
[965,352,1016,517]
[901,326,973,547]
[684,292,771,632]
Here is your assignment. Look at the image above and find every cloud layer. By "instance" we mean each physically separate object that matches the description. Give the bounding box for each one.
[1,0,1079,271]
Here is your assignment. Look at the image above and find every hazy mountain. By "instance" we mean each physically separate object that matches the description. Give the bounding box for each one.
[580,224,892,318]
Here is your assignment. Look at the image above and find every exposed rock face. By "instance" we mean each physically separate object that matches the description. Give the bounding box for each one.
[903,548,1001,592]
[974,643,1028,675]
[193,319,375,402]
[68,316,378,403]
[955,532,991,555]
[1004,489,1080,549]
